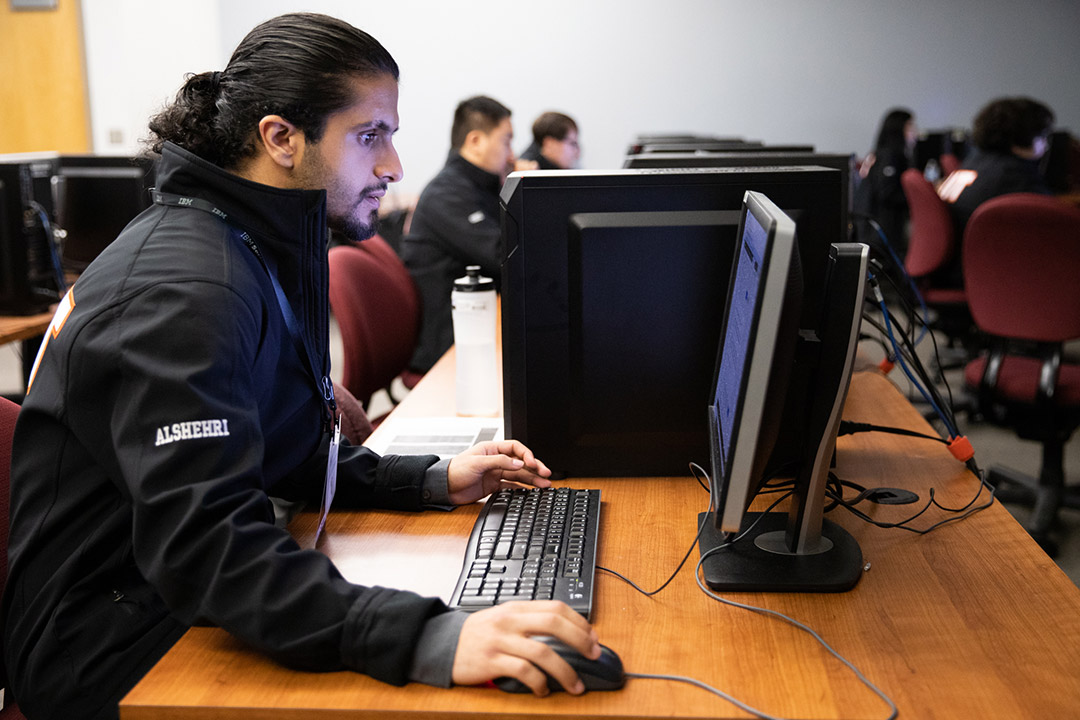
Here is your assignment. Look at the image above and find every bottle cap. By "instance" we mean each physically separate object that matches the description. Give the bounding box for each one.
[454,265,495,292]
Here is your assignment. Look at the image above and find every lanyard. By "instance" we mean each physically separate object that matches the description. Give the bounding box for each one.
[152,191,337,426]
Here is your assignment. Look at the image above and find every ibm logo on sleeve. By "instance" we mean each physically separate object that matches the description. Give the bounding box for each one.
[155,419,231,447]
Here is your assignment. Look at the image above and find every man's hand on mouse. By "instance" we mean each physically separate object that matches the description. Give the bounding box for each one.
[452,600,601,696]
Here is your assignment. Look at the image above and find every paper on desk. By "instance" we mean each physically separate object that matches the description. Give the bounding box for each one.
[365,416,503,459]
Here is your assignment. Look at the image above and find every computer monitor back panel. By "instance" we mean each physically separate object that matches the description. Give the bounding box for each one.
[622,151,855,230]
[55,155,156,270]
[500,167,843,477]
[0,154,63,314]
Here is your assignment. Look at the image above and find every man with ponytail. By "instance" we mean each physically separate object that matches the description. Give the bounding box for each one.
[3,14,600,719]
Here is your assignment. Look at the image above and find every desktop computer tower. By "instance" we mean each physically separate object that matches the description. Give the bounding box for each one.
[0,154,65,314]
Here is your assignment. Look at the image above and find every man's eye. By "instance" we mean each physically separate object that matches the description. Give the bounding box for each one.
[359,133,378,146]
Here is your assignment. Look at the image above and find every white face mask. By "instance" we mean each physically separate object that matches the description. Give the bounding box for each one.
[1031,135,1049,159]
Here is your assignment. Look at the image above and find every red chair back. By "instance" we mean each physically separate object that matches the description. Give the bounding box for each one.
[901,168,956,278]
[1,397,26,718]
[963,193,1080,343]
[327,237,421,412]
[940,153,961,176]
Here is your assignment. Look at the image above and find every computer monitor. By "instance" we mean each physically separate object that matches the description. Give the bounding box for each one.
[0,153,65,315]
[621,150,855,230]
[54,155,156,272]
[635,142,813,156]
[500,166,844,478]
[625,135,750,156]
[696,192,868,592]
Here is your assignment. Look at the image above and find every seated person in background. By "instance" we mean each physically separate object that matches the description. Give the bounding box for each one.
[402,96,526,373]
[948,96,1054,235]
[2,17,599,720]
[519,111,581,170]
[852,107,918,260]
[938,96,1054,286]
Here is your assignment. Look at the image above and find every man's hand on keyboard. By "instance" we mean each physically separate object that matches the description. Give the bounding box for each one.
[451,600,599,696]
[446,440,553,505]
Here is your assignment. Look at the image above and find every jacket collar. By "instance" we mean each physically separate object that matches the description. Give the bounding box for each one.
[446,152,502,195]
[155,142,328,259]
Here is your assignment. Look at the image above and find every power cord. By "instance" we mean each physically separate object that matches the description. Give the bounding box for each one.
[597,463,898,720]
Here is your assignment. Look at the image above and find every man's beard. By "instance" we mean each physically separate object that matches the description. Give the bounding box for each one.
[329,205,379,243]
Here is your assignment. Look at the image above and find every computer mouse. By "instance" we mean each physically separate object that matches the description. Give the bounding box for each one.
[493,636,626,693]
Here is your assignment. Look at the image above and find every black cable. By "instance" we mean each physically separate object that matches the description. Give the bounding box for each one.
[27,200,67,298]
[597,463,791,598]
[595,462,712,597]
[825,469,995,534]
[866,274,963,433]
[838,420,949,445]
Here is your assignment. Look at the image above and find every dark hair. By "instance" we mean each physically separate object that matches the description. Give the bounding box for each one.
[874,108,914,154]
[146,13,399,168]
[972,97,1054,153]
[450,96,512,151]
[532,111,578,145]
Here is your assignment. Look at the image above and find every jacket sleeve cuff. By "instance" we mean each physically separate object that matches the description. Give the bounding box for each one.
[420,458,453,509]
[407,610,467,687]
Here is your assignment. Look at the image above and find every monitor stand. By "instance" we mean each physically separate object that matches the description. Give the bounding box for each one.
[697,511,862,592]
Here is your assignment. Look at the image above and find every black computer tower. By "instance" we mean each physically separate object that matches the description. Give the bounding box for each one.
[0,154,65,314]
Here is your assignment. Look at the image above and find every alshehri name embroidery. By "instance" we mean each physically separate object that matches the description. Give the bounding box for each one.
[155,419,231,447]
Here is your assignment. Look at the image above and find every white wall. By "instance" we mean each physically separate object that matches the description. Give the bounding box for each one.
[83,0,1080,201]
[81,0,221,154]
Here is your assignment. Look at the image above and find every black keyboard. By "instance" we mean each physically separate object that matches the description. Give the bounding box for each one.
[448,486,601,620]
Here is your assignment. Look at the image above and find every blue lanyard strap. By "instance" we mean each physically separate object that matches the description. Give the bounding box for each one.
[153,191,337,425]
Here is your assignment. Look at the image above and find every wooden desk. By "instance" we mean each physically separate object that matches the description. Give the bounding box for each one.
[121,353,1080,719]
[0,311,52,346]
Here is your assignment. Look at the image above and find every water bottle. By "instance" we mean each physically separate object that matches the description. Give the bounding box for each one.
[451,266,498,416]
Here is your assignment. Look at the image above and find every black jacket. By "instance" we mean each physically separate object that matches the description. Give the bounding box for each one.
[519,142,561,170]
[950,149,1051,237]
[2,143,447,719]
[401,154,503,373]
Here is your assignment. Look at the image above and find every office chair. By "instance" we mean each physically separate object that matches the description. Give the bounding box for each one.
[0,397,27,720]
[940,152,962,177]
[962,193,1080,555]
[328,236,422,426]
[901,168,979,364]
[333,380,373,445]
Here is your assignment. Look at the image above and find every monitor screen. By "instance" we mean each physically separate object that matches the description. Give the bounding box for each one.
[709,191,800,532]
[499,166,844,478]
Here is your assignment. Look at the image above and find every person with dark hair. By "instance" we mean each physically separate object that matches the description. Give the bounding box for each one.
[402,95,529,374]
[853,107,918,261]
[520,111,581,170]
[948,96,1055,238]
[2,15,600,720]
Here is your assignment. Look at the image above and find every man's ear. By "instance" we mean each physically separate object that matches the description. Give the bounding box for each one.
[256,115,304,169]
[460,128,486,164]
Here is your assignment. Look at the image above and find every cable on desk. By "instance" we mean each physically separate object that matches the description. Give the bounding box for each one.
[686,465,899,720]
[596,463,737,597]
[825,469,995,534]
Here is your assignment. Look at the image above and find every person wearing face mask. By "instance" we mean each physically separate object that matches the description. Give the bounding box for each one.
[926,97,1056,289]
[948,97,1055,238]
[402,96,530,374]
